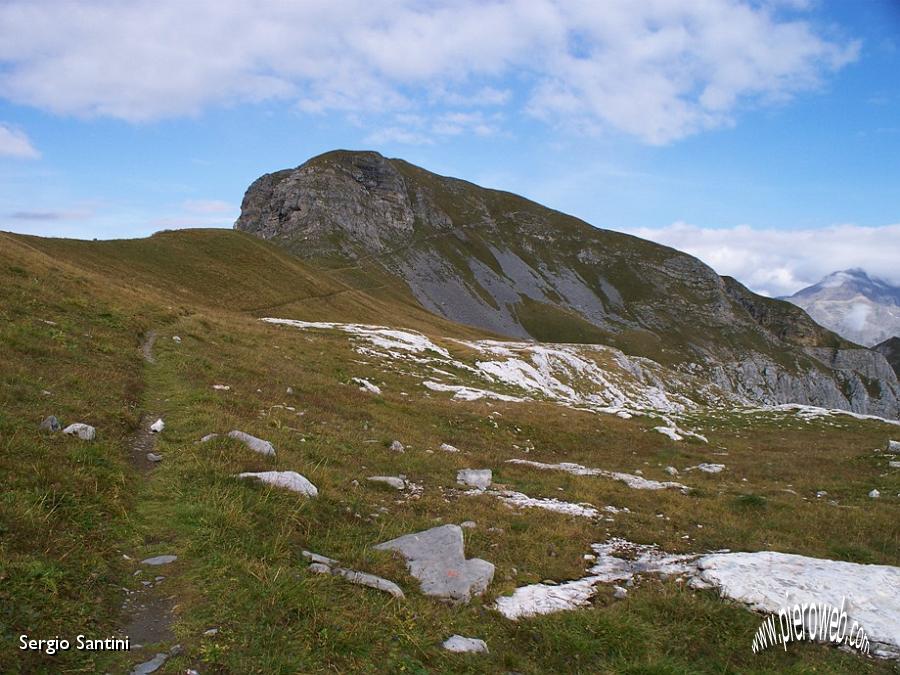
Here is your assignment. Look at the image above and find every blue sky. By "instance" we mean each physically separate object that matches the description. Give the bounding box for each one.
[0,0,898,296]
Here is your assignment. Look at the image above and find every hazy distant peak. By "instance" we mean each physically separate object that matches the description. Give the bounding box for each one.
[787,269,900,346]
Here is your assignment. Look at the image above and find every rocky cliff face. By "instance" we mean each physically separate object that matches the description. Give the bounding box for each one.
[235,150,900,418]
[874,337,900,378]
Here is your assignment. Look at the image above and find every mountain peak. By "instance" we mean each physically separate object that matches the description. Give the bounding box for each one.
[787,269,900,347]
[234,152,899,418]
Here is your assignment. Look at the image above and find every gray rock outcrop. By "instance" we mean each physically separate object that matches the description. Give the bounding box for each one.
[373,524,494,604]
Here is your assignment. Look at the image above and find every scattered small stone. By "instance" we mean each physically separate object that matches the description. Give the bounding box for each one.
[286,386,294,394]
[62,423,96,441]
[199,433,219,443]
[228,430,275,456]
[129,652,168,675]
[612,586,628,600]
[146,452,163,463]
[303,550,404,597]
[212,384,230,391]
[460,521,477,529]
[149,418,164,433]
[686,463,726,474]
[457,469,492,490]
[869,489,880,499]
[368,476,406,490]
[203,628,219,636]
[171,335,181,343]
[664,466,679,476]
[39,415,61,432]
[390,440,405,453]
[141,554,177,566]
[440,443,460,453]
[302,550,339,566]
[308,562,331,574]
[816,490,828,498]
[890,461,900,469]
[442,635,489,653]
[888,440,900,452]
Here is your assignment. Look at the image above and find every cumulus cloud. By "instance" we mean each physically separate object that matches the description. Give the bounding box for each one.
[624,222,900,297]
[0,0,857,144]
[0,123,39,158]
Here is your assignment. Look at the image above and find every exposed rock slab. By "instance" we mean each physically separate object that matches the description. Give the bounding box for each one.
[373,524,494,604]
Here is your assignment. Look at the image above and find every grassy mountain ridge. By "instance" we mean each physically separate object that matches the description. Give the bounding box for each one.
[235,150,900,417]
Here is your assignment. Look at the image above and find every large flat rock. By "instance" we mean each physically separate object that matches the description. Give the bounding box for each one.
[374,524,493,604]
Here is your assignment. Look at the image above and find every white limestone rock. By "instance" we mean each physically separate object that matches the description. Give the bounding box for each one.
[228,430,275,456]
[442,635,488,653]
[62,423,96,441]
[457,469,492,490]
[238,471,317,496]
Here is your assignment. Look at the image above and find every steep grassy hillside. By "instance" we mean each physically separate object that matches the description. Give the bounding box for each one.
[2,229,898,673]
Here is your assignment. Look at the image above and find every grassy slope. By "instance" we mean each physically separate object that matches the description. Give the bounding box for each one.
[1,229,898,673]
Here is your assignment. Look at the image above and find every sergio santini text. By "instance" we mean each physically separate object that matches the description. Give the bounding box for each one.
[19,634,130,655]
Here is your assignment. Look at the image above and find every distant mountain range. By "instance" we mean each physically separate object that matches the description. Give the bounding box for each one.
[234,150,900,417]
[785,269,900,348]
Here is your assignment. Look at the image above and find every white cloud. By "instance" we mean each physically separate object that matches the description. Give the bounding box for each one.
[153,200,238,230]
[624,221,900,297]
[183,199,236,215]
[0,123,39,158]
[0,0,857,144]
[367,110,501,145]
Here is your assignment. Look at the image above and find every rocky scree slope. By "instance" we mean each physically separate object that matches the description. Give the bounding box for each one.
[235,150,900,418]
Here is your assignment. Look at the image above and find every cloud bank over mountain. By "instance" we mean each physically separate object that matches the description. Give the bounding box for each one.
[626,222,900,298]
